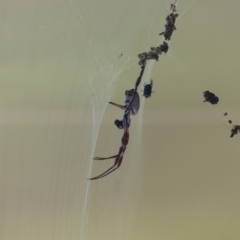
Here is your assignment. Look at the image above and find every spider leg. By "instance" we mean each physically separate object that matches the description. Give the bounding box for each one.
[108,102,127,110]
[88,153,124,180]
[135,63,146,90]
[88,166,119,180]
[93,155,118,160]
[88,167,118,180]
[88,146,125,180]
[88,165,117,180]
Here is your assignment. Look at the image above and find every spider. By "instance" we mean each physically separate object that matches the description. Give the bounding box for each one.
[88,63,146,180]
[142,79,154,98]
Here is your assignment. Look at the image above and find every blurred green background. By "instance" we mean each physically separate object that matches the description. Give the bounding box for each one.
[1,0,240,239]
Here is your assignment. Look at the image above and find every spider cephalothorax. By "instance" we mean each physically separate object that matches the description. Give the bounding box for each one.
[114,89,140,130]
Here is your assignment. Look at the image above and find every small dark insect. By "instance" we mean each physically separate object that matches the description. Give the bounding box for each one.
[224,112,227,116]
[142,80,154,98]
[228,120,232,124]
[119,53,123,58]
[203,90,219,105]
[230,125,240,138]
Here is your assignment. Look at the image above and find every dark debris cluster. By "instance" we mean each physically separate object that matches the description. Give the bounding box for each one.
[203,91,240,138]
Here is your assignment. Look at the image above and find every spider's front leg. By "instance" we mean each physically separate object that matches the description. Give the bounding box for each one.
[108,102,128,110]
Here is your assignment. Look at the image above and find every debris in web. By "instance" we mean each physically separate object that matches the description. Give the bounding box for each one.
[137,41,169,67]
[230,125,240,138]
[203,92,239,138]
[203,90,219,105]
[119,53,123,58]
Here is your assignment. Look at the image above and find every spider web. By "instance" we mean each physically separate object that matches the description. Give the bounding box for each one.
[81,1,196,240]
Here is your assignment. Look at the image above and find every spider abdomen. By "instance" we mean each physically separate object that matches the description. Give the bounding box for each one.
[125,89,140,115]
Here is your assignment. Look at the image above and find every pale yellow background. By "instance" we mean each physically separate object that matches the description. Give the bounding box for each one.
[1,0,240,240]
